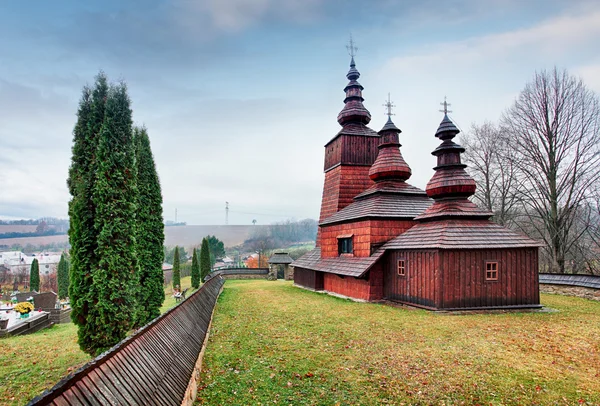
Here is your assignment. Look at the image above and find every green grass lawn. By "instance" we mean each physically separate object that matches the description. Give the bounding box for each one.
[197,280,600,405]
[0,276,196,406]
[0,323,89,405]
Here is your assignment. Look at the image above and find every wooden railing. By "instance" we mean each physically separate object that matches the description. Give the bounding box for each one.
[539,273,600,289]
[28,275,225,406]
[205,268,269,281]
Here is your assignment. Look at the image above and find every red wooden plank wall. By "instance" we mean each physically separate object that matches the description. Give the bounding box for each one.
[440,248,539,309]
[317,166,373,245]
[384,248,540,309]
[385,250,439,308]
[294,268,324,291]
[320,220,371,258]
[324,134,379,171]
[320,220,415,258]
[322,263,384,301]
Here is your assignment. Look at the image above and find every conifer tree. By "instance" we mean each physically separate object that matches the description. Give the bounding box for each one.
[88,82,138,355]
[57,253,69,299]
[191,248,200,288]
[200,238,211,282]
[30,258,40,291]
[133,126,165,326]
[172,246,181,289]
[67,73,109,353]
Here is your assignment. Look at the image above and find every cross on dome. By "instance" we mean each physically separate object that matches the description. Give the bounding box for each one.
[439,96,452,115]
[383,93,395,117]
[346,34,358,58]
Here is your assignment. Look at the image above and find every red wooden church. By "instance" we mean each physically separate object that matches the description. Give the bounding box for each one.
[292,56,542,310]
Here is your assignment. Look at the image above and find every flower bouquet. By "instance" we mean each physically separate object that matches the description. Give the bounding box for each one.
[14,302,34,318]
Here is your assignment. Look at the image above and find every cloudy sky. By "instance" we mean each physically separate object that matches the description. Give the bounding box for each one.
[1,0,600,225]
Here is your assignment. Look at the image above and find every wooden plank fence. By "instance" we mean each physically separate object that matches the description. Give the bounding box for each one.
[28,275,225,406]
[539,273,600,289]
[205,268,269,281]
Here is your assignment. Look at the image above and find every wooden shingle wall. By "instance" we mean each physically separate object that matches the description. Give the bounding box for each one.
[28,276,225,406]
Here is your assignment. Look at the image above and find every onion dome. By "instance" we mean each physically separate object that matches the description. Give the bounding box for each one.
[425,114,476,199]
[337,57,372,126]
[369,116,411,182]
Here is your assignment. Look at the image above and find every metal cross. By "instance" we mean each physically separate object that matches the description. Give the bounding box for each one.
[439,96,452,115]
[346,34,358,58]
[383,93,395,116]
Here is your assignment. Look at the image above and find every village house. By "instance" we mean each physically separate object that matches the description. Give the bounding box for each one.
[292,56,541,310]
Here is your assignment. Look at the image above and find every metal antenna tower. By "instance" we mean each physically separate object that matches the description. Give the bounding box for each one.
[225,202,229,225]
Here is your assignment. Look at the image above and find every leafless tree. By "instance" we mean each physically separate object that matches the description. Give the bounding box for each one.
[461,121,520,226]
[501,68,600,273]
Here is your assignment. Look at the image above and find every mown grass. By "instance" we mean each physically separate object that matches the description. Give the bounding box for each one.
[197,280,600,405]
[1,277,196,405]
[0,323,89,405]
[160,275,196,313]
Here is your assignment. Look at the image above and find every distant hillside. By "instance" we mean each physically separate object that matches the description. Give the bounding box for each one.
[164,225,269,249]
[0,225,273,251]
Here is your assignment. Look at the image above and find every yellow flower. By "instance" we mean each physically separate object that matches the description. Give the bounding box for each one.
[14,302,34,314]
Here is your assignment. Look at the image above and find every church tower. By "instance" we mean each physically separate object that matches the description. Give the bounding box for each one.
[317,45,380,244]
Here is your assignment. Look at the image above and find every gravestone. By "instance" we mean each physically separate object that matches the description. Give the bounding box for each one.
[14,291,38,302]
[34,292,58,310]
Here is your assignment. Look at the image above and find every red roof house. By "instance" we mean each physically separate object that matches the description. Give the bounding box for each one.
[292,56,541,310]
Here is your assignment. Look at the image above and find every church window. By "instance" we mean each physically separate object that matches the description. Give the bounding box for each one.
[338,237,353,255]
[485,261,498,281]
[397,259,406,276]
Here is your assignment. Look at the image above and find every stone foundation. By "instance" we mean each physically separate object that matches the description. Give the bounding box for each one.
[540,284,600,301]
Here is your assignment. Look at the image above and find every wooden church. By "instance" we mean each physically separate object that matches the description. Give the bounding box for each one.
[292,54,542,310]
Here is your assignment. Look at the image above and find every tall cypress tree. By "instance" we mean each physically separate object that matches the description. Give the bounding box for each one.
[133,126,165,326]
[30,258,40,292]
[57,253,69,299]
[200,238,211,282]
[67,73,108,353]
[172,246,181,289]
[191,248,200,289]
[89,82,138,355]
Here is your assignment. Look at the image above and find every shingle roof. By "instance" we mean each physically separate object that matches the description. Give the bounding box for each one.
[415,198,491,220]
[355,180,428,199]
[383,219,543,250]
[268,252,294,264]
[291,247,384,277]
[290,248,321,269]
[326,123,379,146]
[320,192,432,225]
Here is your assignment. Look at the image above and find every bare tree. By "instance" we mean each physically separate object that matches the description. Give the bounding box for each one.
[501,68,600,273]
[461,121,520,226]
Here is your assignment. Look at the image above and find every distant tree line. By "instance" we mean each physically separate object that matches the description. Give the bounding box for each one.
[0,218,69,227]
[460,68,600,275]
[68,72,164,356]
[242,219,317,253]
[0,229,64,239]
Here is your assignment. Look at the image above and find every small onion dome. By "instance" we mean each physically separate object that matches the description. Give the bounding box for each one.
[369,117,411,182]
[425,114,476,199]
[337,57,372,126]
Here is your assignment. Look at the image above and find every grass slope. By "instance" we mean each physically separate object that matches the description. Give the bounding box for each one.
[0,324,89,405]
[1,276,196,405]
[198,280,600,405]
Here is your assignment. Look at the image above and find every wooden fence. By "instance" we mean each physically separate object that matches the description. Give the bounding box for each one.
[539,273,600,289]
[28,275,225,406]
[205,268,269,281]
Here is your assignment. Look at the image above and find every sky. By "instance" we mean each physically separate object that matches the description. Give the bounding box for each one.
[1,0,600,225]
